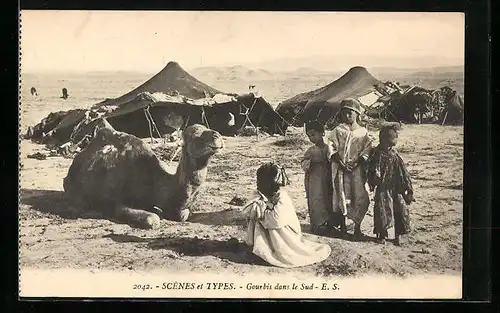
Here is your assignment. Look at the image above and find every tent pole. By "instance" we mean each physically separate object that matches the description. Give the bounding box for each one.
[183,115,190,130]
[276,123,285,137]
[241,98,258,139]
[144,108,154,144]
[441,110,448,126]
[201,107,210,129]
[146,107,163,142]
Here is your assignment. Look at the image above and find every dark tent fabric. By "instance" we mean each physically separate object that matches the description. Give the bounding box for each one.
[58,91,288,146]
[304,67,382,110]
[93,61,225,108]
[442,91,464,125]
[89,60,288,136]
[25,109,89,144]
[275,85,330,126]
[276,66,383,125]
[366,86,464,125]
[234,94,289,136]
[379,86,434,123]
[96,92,288,138]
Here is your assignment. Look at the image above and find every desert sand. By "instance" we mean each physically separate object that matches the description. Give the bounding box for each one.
[19,71,463,281]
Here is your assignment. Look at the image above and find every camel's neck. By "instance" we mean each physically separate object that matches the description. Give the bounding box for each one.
[175,151,207,190]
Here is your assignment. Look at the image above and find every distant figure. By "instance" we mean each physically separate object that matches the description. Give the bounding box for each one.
[249,85,256,90]
[61,88,69,100]
[30,87,38,98]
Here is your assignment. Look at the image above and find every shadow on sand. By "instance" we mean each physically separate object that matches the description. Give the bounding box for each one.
[20,188,123,224]
[299,222,380,243]
[21,189,248,226]
[103,233,268,266]
[188,209,247,226]
[20,188,94,219]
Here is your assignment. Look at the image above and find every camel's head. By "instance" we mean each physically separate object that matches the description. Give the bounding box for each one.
[182,124,224,169]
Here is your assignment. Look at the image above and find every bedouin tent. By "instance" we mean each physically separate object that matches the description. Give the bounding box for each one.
[365,85,464,125]
[276,66,384,126]
[24,109,101,145]
[25,61,289,149]
[88,60,288,138]
[438,87,464,125]
[73,91,289,142]
[93,61,224,108]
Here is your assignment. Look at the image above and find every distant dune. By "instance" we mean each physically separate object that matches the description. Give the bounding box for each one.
[368,66,463,79]
[190,65,274,82]
[189,63,463,96]
[218,54,459,74]
[21,60,464,110]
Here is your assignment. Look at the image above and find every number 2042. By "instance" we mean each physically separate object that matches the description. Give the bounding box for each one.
[133,284,152,291]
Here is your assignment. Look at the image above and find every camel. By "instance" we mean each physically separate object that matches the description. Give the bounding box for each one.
[63,119,224,229]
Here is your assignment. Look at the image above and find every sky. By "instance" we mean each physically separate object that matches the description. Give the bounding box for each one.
[20,11,465,73]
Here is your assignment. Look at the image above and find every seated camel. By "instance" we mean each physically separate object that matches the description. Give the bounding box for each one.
[63,119,224,229]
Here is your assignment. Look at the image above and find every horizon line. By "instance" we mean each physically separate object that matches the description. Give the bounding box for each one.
[21,63,465,75]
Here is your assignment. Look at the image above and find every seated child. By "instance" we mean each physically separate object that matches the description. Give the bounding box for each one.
[367,124,415,245]
[242,162,332,268]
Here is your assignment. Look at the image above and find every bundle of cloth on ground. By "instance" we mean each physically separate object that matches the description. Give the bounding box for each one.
[137,91,238,107]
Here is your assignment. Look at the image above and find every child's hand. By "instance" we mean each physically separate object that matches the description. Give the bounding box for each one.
[332,153,349,171]
[339,160,349,172]
[347,157,365,171]
[345,162,354,172]
[402,190,415,205]
[331,153,342,164]
[346,160,358,171]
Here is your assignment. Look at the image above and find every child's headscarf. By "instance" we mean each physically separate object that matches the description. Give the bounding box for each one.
[256,162,290,198]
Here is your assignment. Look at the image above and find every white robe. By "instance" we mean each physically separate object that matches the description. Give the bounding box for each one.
[244,190,332,268]
[328,123,373,224]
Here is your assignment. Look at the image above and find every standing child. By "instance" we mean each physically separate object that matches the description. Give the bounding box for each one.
[301,121,334,235]
[243,162,332,268]
[329,98,373,241]
[367,124,415,245]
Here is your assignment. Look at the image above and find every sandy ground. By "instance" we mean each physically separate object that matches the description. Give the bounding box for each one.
[19,73,463,282]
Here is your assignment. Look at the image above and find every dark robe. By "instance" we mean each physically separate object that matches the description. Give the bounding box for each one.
[367,146,413,236]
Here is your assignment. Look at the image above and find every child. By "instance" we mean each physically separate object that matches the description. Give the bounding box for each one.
[329,98,373,241]
[243,162,332,268]
[301,121,334,235]
[367,124,415,245]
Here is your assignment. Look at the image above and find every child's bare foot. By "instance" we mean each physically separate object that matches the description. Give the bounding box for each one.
[376,231,388,244]
[353,225,363,241]
[394,235,407,246]
[331,225,348,239]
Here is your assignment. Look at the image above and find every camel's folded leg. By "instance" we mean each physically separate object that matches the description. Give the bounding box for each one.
[166,209,191,223]
[114,205,161,229]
